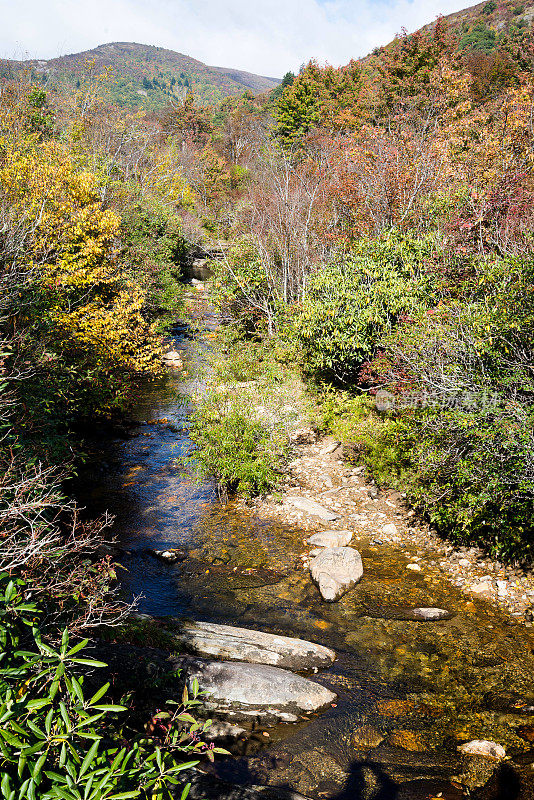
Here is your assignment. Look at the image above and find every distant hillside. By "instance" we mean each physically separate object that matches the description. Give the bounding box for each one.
[0,42,281,109]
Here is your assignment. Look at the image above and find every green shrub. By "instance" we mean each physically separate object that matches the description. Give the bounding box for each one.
[459,22,497,53]
[296,232,434,384]
[185,389,288,499]
[371,258,534,561]
[0,574,222,800]
[404,405,534,561]
[207,325,284,384]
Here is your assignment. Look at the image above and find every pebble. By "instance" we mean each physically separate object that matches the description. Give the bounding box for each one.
[382,523,398,537]
[406,563,422,572]
[471,581,493,596]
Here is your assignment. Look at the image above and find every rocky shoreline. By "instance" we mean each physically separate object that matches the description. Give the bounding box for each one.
[233,427,534,627]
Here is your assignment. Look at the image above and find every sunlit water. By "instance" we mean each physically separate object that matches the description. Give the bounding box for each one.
[77,297,534,799]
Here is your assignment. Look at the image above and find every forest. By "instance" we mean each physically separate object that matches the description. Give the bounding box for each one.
[2,2,534,796]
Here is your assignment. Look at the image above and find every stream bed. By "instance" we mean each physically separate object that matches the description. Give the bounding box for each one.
[78,294,534,800]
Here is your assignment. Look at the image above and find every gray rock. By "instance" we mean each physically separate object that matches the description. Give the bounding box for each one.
[185,659,336,715]
[407,607,452,621]
[471,580,493,596]
[320,441,340,455]
[307,530,352,548]
[162,349,183,367]
[382,523,398,537]
[173,621,335,670]
[310,547,363,602]
[203,720,247,741]
[287,497,339,522]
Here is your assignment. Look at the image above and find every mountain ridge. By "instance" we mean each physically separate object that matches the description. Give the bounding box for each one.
[0,41,281,109]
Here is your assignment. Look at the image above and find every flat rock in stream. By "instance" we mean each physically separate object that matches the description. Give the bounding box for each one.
[406,607,453,621]
[184,659,337,716]
[172,621,336,670]
[287,496,339,522]
[310,547,363,602]
[307,530,352,548]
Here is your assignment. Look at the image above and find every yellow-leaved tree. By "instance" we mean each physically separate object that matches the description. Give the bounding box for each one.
[0,99,162,444]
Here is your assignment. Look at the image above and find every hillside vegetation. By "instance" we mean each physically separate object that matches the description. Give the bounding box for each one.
[3,4,534,793]
[0,42,280,109]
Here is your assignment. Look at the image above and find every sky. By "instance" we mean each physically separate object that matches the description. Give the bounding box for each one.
[1,0,473,78]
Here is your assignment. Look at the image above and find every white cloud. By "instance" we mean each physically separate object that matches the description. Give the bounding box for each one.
[0,0,472,77]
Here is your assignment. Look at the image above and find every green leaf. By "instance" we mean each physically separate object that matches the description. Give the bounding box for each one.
[79,740,99,778]
[88,684,110,706]
[66,639,90,658]
[26,698,51,712]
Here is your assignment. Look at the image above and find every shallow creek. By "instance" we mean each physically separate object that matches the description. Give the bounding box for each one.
[78,297,534,799]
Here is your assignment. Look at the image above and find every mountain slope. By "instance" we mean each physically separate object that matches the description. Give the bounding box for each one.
[0,42,281,109]
[389,0,534,56]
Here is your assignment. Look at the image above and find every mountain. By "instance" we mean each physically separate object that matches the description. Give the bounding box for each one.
[0,42,281,109]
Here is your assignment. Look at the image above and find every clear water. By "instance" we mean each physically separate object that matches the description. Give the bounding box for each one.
[77,299,534,799]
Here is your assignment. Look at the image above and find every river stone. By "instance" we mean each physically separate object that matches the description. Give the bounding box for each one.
[458,740,506,760]
[471,580,493,596]
[407,607,452,621]
[152,548,187,563]
[172,621,336,670]
[310,547,363,602]
[185,659,337,714]
[307,530,352,548]
[287,496,339,522]
[382,523,398,537]
[162,349,183,367]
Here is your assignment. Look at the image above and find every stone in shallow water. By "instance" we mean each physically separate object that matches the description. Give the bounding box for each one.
[172,621,336,670]
[287,496,339,522]
[152,548,187,563]
[310,547,363,602]
[407,607,452,621]
[458,740,506,760]
[457,740,507,790]
[307,530,352,548]
[471,580,493,596]
[185,659,337,715]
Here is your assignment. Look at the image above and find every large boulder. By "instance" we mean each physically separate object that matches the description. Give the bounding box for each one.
[310,547,363,602]
[172,621,335,670]
[185,659,336,716]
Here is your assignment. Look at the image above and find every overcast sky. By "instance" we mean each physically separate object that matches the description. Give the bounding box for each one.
[1,0,471,77]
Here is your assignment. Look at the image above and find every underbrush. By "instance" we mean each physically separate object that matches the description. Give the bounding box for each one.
[185,388,289,500]
[182,325,305,500]
[0,574,222,800]
[317,388,534,563]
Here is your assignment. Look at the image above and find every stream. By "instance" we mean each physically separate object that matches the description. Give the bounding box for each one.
[78,291,534,800]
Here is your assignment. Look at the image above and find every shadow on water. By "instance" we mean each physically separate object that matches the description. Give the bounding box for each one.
[76,298,534,800]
